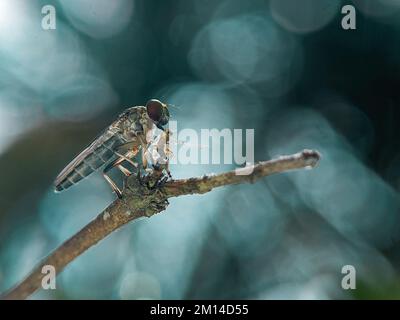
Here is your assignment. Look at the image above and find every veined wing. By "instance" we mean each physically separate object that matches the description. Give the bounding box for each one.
[54,125,127,192]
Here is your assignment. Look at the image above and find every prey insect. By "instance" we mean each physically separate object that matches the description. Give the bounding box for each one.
[54,99,170,198]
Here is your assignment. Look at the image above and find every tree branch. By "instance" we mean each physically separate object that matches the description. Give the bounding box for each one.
[1,149,320,300]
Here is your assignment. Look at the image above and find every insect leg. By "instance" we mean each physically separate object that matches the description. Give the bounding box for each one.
[117,165,131,177]
[164,129,172,178]
[137,136,149,169]
[142,148,148,169]
[102,157,129,198]
[115,159,132,176]
[107,148,140,178]
[102,171,122,198]
[115,149,139,168]
[107,155,138,175]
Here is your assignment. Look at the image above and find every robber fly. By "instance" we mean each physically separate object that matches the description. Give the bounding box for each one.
[54,99,170,198]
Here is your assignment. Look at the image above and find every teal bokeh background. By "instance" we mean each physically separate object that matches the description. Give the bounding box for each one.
[1,0,400,299]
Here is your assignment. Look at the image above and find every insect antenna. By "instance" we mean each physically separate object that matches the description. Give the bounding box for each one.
[166,103,180,110]
[165,103,181,119]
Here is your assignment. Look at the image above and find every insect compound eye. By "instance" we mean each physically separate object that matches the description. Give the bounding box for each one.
[146,99,163,123]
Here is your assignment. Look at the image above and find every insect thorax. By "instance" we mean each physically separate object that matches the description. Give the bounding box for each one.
[116,106,154,142]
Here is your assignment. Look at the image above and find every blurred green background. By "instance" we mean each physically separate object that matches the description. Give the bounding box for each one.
[1,0,400,299]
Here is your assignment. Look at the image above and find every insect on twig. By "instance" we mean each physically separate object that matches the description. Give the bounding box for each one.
[54,99,171,198]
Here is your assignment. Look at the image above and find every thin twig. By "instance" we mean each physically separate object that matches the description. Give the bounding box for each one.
[1,149,320,300]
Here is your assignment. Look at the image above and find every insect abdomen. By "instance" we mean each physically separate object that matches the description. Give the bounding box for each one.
[55,135,124,192]
[55,154,105,192]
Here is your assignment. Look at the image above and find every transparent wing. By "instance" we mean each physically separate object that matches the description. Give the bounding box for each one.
[54,126,125,191]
